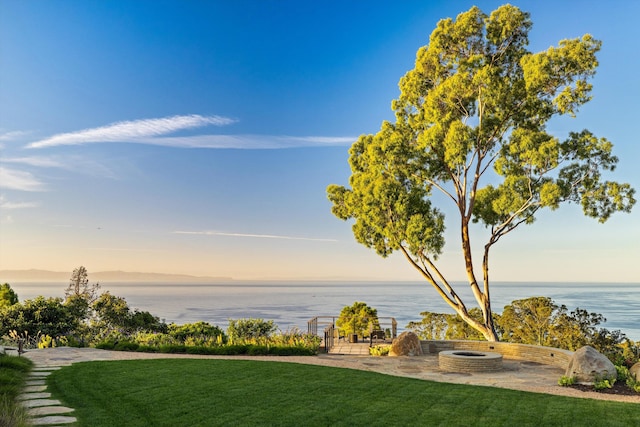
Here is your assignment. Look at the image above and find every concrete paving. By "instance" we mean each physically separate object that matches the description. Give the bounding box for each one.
[18,346,638,425]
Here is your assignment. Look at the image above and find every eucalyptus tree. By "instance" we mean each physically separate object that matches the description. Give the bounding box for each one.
[327,5,635,341]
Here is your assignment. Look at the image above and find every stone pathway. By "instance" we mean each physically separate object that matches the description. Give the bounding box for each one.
[19,365,77,425]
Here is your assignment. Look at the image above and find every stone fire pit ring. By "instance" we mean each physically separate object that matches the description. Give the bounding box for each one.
[439,350,503,372]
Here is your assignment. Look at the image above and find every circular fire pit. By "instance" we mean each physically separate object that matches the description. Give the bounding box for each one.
[439,350,503,372]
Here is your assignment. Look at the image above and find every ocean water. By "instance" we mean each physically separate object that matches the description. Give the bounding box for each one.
[8,281,640,341]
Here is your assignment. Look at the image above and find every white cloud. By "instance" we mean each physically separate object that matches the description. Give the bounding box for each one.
[174,230,337,242]
[137,134,355,149]
[0,130,31,141]
[1,155,118,180]
[0,199,39,209]
[2,156,65,168]
[0,167,45,191]
[27,114,236,148]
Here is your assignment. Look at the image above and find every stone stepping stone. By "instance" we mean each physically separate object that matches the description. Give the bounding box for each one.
[25,379,46,386]
[30,415,77,425]
[21,399,62,408]
[23,385,47,392]
[33,366,62,371]
[28,406,75,417]
[29,371,52,377]
[18,392,51,400]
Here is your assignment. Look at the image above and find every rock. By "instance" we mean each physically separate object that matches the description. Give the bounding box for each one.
[388,331,423,357]
[629,362,640,381]
[564,346,616,384]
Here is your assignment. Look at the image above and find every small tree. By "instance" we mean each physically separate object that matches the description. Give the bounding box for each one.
[65,266,100,305]
[498,297,556,346]
[91,291,165,335]
[0,283,19,308]
[335,301,380,338]
[328,5,635,341]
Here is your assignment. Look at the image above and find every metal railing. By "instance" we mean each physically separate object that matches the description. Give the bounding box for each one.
[308,316,397,353]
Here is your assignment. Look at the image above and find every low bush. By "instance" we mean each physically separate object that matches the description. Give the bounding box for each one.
[113,341,139,351]
[370,345,390,356]
[557,375,576,387]
[626,376,640,393]
[593,376,615,391]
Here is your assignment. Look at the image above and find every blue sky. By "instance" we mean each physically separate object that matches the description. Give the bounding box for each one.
[1,0,638,282]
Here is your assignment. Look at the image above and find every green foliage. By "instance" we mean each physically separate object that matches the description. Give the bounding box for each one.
[558,375,577,387]
[406,308,495,341]
[498,297,556,346]
[65,266,101,304]
[0,296,83,339]
[0,283,19,308]
[227,318,277,342]
[408,296,631,360]
[615,365,630,382]
[168,321,227,343]
[0,354,33,427]
[93,322,319,355]
[406,311,449,339]
[327,4,635,341]
[335,301,380,338]
[626,376,640,393]
[593,376,615,391]
[370,345,391,356]
[91,292,166,335]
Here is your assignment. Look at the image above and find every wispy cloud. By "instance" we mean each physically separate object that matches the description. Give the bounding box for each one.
[2,156,65,168]
[174,230,337,242]
[0,130,31,142]
[0,167,45,191]
[27,114,236,149]
[136,134,355,149]
[0,195,39,210]
[0,199,39,209]
[2,155,118,180]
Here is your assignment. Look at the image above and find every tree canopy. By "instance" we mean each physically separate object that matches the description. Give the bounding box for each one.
[336,301,380,337]
[0,283,19,308]
[65,266,101,305]
[327,5,635,341]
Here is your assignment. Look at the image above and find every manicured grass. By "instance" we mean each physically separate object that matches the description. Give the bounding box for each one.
[47,359,638,427]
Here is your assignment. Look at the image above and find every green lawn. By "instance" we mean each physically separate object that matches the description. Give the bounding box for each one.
[47,359,638,426]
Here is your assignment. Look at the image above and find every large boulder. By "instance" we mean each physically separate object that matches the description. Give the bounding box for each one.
[389,331,423,357]
[565,346,616,384]
[630,362,640,381]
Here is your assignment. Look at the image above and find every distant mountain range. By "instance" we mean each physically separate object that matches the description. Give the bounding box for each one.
[0,269,232,283]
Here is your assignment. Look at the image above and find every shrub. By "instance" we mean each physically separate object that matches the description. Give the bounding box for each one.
[94,341,115,350]
[113,341,139,351]
[370,345,390,356]
[169,322,226,342]
[557,375,576,386]
[227,318,277,342]
[593,375,615,391]
[626,376,640,393]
